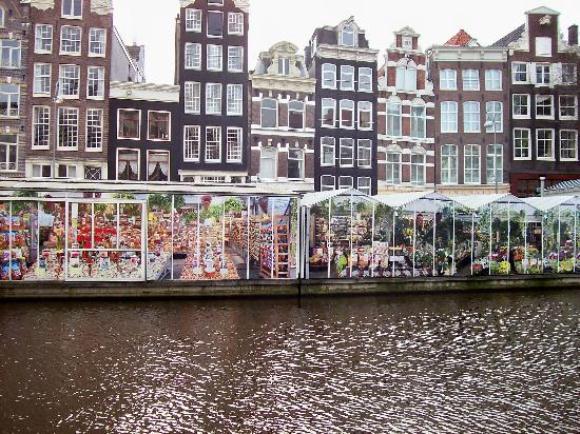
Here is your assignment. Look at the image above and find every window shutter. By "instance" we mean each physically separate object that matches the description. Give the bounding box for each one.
[552,63,562,85]
[529,63,536,84]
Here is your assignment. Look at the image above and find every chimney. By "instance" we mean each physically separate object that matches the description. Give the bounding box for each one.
[569,25,578,46]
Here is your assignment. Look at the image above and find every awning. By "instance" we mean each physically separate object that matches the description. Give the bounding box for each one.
[523,195,580,212]
[300,189,376,208]
[453,193,539,216]
[374,191,456,213]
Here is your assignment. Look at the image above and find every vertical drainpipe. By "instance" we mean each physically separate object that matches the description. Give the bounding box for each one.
[540,177,546,197]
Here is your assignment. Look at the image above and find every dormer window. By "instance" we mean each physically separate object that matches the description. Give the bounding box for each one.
[278,57,290,75]
[340,24,355,47]
[402,36,413,50]
[535,37,552,57]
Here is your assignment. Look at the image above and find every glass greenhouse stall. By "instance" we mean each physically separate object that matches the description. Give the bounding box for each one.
[454,194,540,276]
[523,196,580,274]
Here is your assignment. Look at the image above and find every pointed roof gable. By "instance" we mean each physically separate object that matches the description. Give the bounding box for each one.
[445,29,480,47]
[491,24,526,47]
[526,6,560,16]
[395,26,420,38]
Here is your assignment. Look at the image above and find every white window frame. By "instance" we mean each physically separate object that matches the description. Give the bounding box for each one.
[146,150,171,182]
[462,69,480,91]
[357,139,372,169]
[512,94,531,119]
[116,148,140,181]
[184,43,202,70]
[464,144,481,185]
[410,152,426,186]
[320,137,335,167]
[33,63,51,96]
[485,69,502,91]
[207,10,224,38]
[0,40,21,69]
[35,24,53,54]
[339,176,354,190]
[441,144,458,185]
[31,163,53,179]
[386,151,402,185]
[535,95,554,119]
[228,12,244,35]
[559,95,578,120]
[512,62,529,84]
[339,99,355,129]
[357,101,372,131]
[287,148,305,179]
[321,63,337,89]
[226,127,243,163]
[61,0,82,19]
[321,175,336,191]
[387,100,402,136]
[357,177,372,195]
[185,9,202,33]
[59,25,82,55]
[32,106,50,150]
[207,44,223,71]
[410,103,426,139]
[535,37,552,57]
[441,101,458,133]
[321,98,336,128]
[0,136,17,172]
[340,65,355,91]
[184,81,201,114]
[358,67,372,92]
[535,63,551,86]
[536,129,555,160]
[147,110,171,142]
[183,125,201,162]
[227,46,243,73]
[88,28,106,57]
[340,24,355,47]
[86,108,103,152]
[260,98,277,128]
[227,84,243,116]
[486,144,503,185]
[59,64,80,98]
[463,101,481,133]
[560,130,578,161]
[562,63,577,85]
[0,83,20,118]
[288,100,305,130]
[485,101,503,133]
[57,106,79,151]
[87,66,105,99]
[205,126,222,163]
[440,69,457,90]
[339,138,354,167]
[205,83,222,115]
[117,108,141,140]
[513,128,532,161]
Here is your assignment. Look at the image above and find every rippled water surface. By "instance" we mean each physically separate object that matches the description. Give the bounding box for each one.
[0,290,579,433]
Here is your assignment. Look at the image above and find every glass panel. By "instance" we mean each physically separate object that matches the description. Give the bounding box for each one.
[454,207,474,276]
[9,201,37,281]
[414,212,435,277]
[350,198,373,279]
[509,207,528,275]
[543,210,559,274]
[147,194,173,281]
[308,199,330,279]
[473,206,491,276]
[371,203,393,278]
[392,210,414,277]
[559,206,576,274]
[489,203,510,275]
[435,205,455,277]
[329,196,351,278]
[250,196,273,279]
[33,201,66,280]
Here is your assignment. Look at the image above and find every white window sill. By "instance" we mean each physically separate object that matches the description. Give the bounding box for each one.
[185,29,202,33]
[88,53,106,58]
[226,160,243,164]
[117,137,141,141]
[205,160,223,164]
[59,51,81,57]
[61,15,82,20]
[535,116,555,120]
[183,159,200,163]
[228,69,244,73]
[206,112,223,116]
[147,138,171,142]
[537,157,555,161]
[60,95,80,100]
[560,116,578,121]
[513,157,532,161]
[560,158,579,162]
[206,68,223,72]
[85,148,102,153]
[87,96,105,101]
[32,93,51,98]
[34,50,52,55]
[513,115,531,120]
[56,147,79,152]
[31,147,50,151]
[184,67,202,71]
[226,112,243,117]
[228,32,244,36]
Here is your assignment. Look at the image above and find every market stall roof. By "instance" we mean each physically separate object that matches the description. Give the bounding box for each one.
[300,189,376,208]
[374,191,457,212]
[0,179,303,197]
[453,193,539,215]
[545,179,580,195]
[522,195,580,212]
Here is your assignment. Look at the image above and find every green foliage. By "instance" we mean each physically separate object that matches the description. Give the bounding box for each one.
[224,197,244,213]
[148,194,172,213]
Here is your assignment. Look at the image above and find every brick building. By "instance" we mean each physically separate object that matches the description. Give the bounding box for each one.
[249,41,315,191]
[492,6,580,196]
[24,0,113,180]
[306,17,379,195]
[0,0,28,178]
[175,0,249,183]
[377,26,435,192]
[429,30,510,194]
[108,81,179,182]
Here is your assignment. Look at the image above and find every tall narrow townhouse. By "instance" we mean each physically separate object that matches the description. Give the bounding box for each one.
[176,0,249,183]
[25,0,113,180]
[429,30,510,194]
[492,7,580,196]
[306,17,379,195]
[249,41,316,192]
[0,0,29,178]
[377,27,435,192]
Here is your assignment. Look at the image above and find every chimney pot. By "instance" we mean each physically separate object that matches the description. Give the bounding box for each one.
[568,25,578,46]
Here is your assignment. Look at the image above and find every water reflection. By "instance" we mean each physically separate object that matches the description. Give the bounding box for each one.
[0,291,579,433]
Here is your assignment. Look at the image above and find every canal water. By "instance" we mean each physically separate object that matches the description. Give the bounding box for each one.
[0,291,578,433]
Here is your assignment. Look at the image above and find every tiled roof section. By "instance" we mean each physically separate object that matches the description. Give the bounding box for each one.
[491,24,525,47]
[445,29,476,47]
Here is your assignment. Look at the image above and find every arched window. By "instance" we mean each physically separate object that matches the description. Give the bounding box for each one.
[395,60,417,91]
[340,24,355,47]
[464,144,481,184]
[261,98,277,128]
[411,146,426,185]
[287,147,304,179]
[441,144,458,185]
[288,100,304,129]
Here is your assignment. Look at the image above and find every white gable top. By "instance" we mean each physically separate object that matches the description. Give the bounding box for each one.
[374,192,456,213]
[525,6,560,16]
[180,0,249,13]
[24,0,113,14]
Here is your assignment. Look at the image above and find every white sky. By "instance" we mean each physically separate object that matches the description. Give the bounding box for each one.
[113,0,578,85]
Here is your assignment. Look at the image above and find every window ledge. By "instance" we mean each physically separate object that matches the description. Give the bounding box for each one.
[56,148,79,152]
[117,137,141,141]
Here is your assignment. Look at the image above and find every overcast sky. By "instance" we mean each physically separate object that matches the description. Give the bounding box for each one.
[113,0,578,85]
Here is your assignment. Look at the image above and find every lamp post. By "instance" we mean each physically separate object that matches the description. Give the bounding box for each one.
[484,114,500,194]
